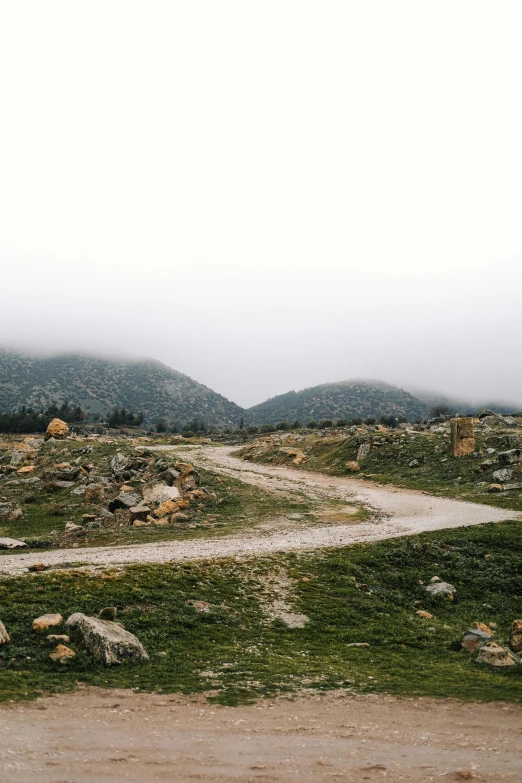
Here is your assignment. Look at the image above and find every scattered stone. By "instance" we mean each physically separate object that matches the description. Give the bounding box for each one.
[46,634,70,645]
[28,563,47,572]
[45,418,69,441]
[408,459,420,468]
[460,629,491,653]
[153,499,180,518]
[110,452,130,477]
[142,483,181,505]
[509,619,522,653]
[345,461,360,472]
[357,443,371,461]
[430,576,441,583]
[10,450,26,467]
[487,484,503,493]
[108,491,142,512]
[49,644,76,663]
[416,610,433,619]
[476,642,517,667]
[133,519,151,527]
[64,522,83,532]
[474,622,494,635]
[85,484,105,503]
[425,581,455,598]
[346,642,371,648]
[129,505,151,520]
[17,465,35,474]
[33,613,63,630]
[99,607,118,621]
[0,537,27,549]
[65,612,149,665]
[0,502,23,521]
[498,449,521,465]
[0,619,10,644]
[163,467,180,485]
[450,417,475,457]
[492,468,512,483]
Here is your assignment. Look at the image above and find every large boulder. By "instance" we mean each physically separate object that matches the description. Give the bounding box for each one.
[476,643,517,667]
[509,619,522,653]
[65,612,149,665]
[45,418,69,441]
[143,483,181,505]
[425,581,456,598]
[450,417,475,457]
[0,537,27,549]
[460,629,491,653]
[108,491,142,512]
[110,452,130,478]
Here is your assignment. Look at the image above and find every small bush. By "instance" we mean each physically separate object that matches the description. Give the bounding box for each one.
[307,420,318,429]
[364,416,376,425]
[276,421,290,431]
[291,420,301,430]
[319,419,333,429]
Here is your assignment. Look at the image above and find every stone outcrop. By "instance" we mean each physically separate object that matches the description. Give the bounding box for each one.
[450,417,475,457]
[45,418,69,441]
[65,612,149,665]
[0,620,10,645]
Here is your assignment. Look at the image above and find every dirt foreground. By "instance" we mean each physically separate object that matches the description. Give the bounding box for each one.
[1,687,520,782]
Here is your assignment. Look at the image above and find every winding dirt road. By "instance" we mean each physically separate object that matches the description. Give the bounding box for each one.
[0,445,517,577]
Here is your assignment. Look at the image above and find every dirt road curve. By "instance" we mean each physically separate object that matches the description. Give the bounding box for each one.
[1,687,520,782]
[0,445,517,577]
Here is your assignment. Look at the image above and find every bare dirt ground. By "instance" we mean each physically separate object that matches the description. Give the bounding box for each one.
[0,445,517,577]
[1,687,521,782]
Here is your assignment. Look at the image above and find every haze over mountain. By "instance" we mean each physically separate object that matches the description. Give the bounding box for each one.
[0,349,244,429]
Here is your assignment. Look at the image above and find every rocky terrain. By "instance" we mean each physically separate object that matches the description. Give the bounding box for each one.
[0,349,244,429]
[247,379,427,425]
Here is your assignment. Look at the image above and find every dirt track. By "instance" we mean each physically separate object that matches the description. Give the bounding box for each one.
[0,445,517,577]
[1,687,520,782]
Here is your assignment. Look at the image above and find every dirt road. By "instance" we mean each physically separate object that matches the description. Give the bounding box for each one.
[0,445,517,577]
[1,687,520,782]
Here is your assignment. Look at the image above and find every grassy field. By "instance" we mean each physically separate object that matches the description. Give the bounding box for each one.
[1,518,521,705]
[239,429,522,513]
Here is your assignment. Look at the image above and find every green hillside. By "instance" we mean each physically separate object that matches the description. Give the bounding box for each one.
[247,379,426,424]
[0,350,244,428]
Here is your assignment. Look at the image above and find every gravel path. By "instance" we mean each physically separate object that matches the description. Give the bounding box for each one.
[0,445,517,577]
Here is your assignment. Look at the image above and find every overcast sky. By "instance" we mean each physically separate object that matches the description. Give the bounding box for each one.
[1,1,521,408]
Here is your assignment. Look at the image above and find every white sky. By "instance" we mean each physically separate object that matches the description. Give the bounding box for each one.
[1,1,521,407]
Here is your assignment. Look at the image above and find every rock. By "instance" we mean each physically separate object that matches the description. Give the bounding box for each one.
[70,485,86,496]
[425,581,456,598]
[0,537,27,549]
[476,642,517,667]
[345,461,360,472]
[450,417,475,457]
[171,512,189,522]
[108,491,142,512]
[10,450,26,466]
[17,465,35,474]
[492,468,513,483]
[408,459,420,468]
[416,610,433,619]
[53,463,81,480]
[27,563,47,572]
[163,468,180,486]
[474,622,494,635]
[154,499,180,518]
[357,443,371,461]
[45,419,69,441]
[292,452,306,465]
[0,620,10,644]
[430,576,441,583]
[49,644,76,663]
[47,634,70,644]
[509,619,522,653]
[461,629,491,653]
[174,463,200,492]
[503,483,522,491]
[99,607,118,621]
[129,505,151,520]
[65,612,149,665]
[33,613,63,631]
[133,519,151,527]
[487,484,503,493]
[0,502,23,521]
[110,452,130,477]
[99,508,114,520]
[64,522,83,532]
[498,449,521,465]
[346,642,371,648]
[85,484,105,503]
[142,483,181,505]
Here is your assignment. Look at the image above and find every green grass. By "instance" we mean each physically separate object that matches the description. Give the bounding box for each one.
[1,518,521,705]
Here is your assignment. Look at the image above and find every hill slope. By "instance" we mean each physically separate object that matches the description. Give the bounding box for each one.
[0,350,245,428]
[247,380,426,424]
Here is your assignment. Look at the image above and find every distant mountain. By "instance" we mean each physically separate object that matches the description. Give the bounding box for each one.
[247,380,427,424]
[0,349,245,428]
[408,387,519,417]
